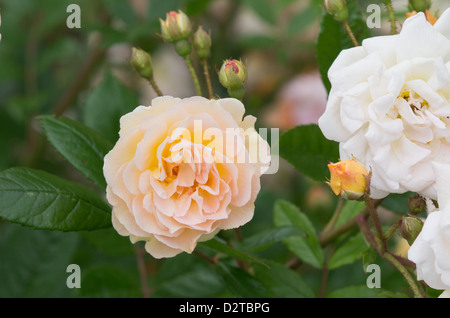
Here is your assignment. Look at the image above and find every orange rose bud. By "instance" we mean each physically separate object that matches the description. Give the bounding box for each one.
[424,10,437,25]
[327,158,369,200]
[406,9,437,25]
[406,10,418,18]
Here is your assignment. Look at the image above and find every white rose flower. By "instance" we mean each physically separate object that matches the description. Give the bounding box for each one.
[318,9,450,199]
[408,162,450,290]
[439,290,450,298]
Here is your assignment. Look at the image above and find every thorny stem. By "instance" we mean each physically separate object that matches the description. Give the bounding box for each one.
[383,0,398,34]
[383,252,424,298]
[357,213,424,298]
[384,219,402,240]
[184,56,203,96]
[201,59,214,99]
[342,20,359,47]
[366,196,387,252]
[287,200,382,270]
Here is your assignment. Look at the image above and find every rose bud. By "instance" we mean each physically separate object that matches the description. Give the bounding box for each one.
[160,10,193,57]
[130,47,154,79]
[193,26,212,60]
[409,0,431,12]
[406,9,437,25]
[159,10,192,43]
[218,59,247,100]
[408,194,426,215]
[401,215,424,245]
[323,0,348,23]
[327,158,369,200]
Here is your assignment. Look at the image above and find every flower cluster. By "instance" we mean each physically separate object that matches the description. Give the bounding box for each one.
[319,8,450,295]
[319,9,450,200]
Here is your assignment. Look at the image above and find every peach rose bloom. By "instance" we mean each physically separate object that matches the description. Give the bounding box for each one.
[103,96,270,258]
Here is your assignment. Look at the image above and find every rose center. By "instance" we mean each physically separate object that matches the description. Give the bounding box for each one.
[399,88,428,114]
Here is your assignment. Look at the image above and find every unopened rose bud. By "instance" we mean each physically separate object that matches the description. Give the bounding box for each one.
[323,0,348,23]
[160,10,192,43]
[406,9,437,24]
[130,47,153,79]
[218,59,247,99]
[408,195,426,215]
[193,26,212,60]
[401,215,424,245]
[327,158,369,200]
[409,0,431,12]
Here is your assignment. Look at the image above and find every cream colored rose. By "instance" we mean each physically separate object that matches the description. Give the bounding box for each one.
[103,96,269,258]
[318,9,450,199]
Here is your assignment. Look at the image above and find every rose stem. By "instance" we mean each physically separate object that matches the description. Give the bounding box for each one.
[194,249,218,265]
[357,215,424,298]
[322,197,345,233]
[288,200,383,270]
[134,244,151,298]
[383,253,424,298]
[184,55,203,96]
[201,59,214,99]
[384,219,402,240]
[342,20,359,47]
[319,249,333,298]
[365,196,387,252]
[383,0,398,34]
[148,76,163,96]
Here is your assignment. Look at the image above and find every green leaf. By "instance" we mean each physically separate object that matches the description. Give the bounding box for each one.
[152,253,225,297]
[273,200,324,268]
[40,116,113,190]
[253,261,315,298]
[279,124,339,181]
[0,223,79,297]
[199,237,268,267]
[83,72,139,143]
[328,233,369,270]
[362,248,377,273]
[81,228,134,256]
[316,13,343,93]
[382,192,413,215]
[215,263,271,298]
[327,285,380,298]
[316,3,371,92]
[238,226,304,251]
[0,167,111,231]
[335,200,366,226]
[77,265,140,298]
